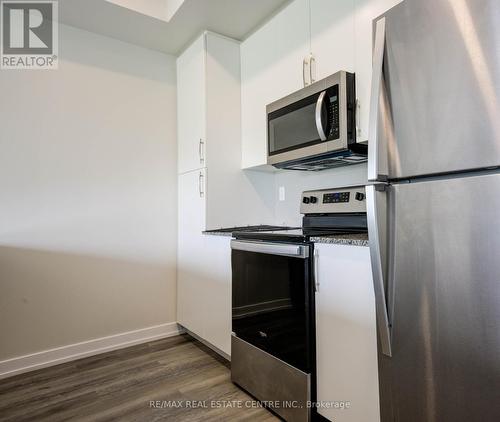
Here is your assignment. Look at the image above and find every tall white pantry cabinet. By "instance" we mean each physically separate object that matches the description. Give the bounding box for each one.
[176,32,240,356]
[176,32,274,356]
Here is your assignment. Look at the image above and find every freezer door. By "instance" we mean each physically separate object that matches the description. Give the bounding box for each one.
[368,0,500,181]
[376,173,500,421]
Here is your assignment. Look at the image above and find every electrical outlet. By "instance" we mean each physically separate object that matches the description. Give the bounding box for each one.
[279,186,286,201]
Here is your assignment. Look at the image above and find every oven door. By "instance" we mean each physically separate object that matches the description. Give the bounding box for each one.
[231,240,314,373]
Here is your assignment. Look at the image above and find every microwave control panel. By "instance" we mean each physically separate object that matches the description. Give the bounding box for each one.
[300,187,366,214]
[328,85,340,139]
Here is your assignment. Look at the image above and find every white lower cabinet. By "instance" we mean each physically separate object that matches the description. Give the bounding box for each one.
[177,168,232,356]
[177,169,206,338]
[314,243,380,422]
[201,235,232,355]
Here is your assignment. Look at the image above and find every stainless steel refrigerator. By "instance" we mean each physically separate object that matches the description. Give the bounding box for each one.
[366,0,500,421]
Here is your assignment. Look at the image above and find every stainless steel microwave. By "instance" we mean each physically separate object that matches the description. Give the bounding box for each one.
[266,71,367,171]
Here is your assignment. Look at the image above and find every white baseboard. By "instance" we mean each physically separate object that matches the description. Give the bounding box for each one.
[0,322,183,380]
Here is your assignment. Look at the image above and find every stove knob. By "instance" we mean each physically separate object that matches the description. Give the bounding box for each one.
[310,196,318,204]
[303,197,310,204]
[355,192,365,201]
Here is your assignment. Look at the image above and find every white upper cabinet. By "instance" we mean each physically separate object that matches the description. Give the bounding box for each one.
[310,0,355,82]
[241,0,309,169]
[310,0,402,144]
[177,36,206,174]
[240,0,404,167]
[177,31,275,230]
[354,0,403,142]
[240,0,357,169]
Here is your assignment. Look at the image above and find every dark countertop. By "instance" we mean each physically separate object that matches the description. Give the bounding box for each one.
[203,228,369,246]
[202,231,234,237]
[310,233,369,246]
[203,225,296,237]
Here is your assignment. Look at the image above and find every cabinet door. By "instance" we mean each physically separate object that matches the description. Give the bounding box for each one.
[177,169,207,337]
[354,0,402,142]
[315,244,380,422]
[177,35,206,174]
[310,0,355,81]
[240,0,309,169]
[201,235,232,356]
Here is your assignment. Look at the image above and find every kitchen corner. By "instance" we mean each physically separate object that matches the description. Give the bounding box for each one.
[2,0,499,421]
[196,185,375,421]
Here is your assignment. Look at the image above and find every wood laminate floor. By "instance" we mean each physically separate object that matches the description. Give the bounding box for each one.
[0,334,278,422]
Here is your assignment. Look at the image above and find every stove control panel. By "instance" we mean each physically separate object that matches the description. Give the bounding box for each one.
[300,186,366,214]
[323,192,350,203]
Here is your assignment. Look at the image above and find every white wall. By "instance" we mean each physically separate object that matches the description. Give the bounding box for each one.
[274,165,368,227]
[0,24,178,361]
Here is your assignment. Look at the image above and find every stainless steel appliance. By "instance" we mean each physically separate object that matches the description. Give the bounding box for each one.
[267,71,367,171]
[367,1,500,421]
[231,186,367,422]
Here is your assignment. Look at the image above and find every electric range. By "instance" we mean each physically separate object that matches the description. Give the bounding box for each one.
[233,185,367,243]
[230,185,368,422]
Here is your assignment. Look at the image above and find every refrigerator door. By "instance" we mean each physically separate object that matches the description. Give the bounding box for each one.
[368,0,500,181]
[373,173,500,421]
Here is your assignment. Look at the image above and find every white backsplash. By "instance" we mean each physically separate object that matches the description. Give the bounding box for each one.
[274,164,368,227]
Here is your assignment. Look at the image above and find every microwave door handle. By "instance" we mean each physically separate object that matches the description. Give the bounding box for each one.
[368,17,388,181]
[315,90,328,141]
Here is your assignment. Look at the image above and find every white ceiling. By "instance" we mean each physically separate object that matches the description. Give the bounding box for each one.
[60,0,291,55]
[103,0,185,22]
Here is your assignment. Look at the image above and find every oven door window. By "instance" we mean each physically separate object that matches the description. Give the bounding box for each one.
[232,248,313,372]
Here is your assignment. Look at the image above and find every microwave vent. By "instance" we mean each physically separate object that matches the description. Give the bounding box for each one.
[274,149,367,171]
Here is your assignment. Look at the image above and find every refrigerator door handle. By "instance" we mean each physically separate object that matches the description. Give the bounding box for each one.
[368,17,388,182]
[366,184,392,357]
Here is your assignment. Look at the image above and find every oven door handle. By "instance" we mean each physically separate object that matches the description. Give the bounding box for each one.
[231,240,309,258]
